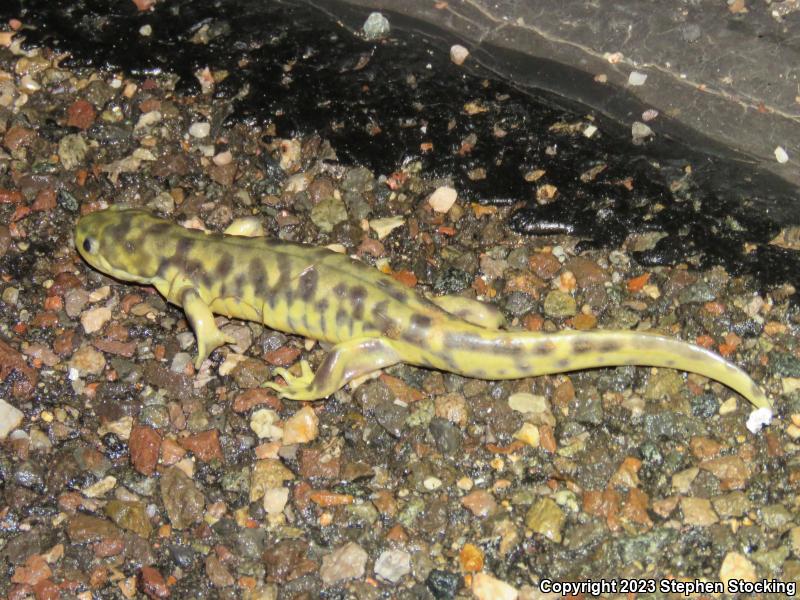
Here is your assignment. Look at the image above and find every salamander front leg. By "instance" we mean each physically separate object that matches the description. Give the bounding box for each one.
[264,337,401,401]
[180,287,236,368]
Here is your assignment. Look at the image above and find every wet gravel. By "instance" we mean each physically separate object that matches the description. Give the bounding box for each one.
[0,3,799,600]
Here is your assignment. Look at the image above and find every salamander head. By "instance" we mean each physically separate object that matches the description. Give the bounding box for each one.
[76,207,174,284]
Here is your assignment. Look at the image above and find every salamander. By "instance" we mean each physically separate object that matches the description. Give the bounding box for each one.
[75,207,771,415]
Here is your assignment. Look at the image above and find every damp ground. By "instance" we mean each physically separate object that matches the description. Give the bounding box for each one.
[0,2,799,599]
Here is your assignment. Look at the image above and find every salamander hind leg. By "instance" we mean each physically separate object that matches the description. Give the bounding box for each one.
[180,287,236,368]
[264,337,401,401]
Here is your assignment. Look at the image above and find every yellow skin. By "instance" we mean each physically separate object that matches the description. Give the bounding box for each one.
[74,207,771,410]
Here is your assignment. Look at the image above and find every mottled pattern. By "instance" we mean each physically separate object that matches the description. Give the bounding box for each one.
[74,208,771,408]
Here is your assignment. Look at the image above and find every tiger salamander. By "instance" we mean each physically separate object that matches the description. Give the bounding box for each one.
[75,207,771,415]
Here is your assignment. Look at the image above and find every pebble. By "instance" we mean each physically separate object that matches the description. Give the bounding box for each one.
[225,351,269,382]
[105,499,152,538]
[263,486,290,516]
[513,422,540,447]
[543,290,577,318]
[129,425,161,476]
[472,572,518,600]
[0,398,24,440]
[232,388,281,413]
[178,429,223,462]
[628,71,647,86]
[712,491,750,518]
[134,110,162,130]
[508,392,547,414]
[2,286,18,305]
[423,476,442,490]
[428,186,458,213]
[564,257,607,287]
[374,549,411,583]
[67,513,122,543]
[249,459,295,502]
[88,285,111,302]
[0,226,11,259]
[310,195,348,232]
[20,74,41,93]
[160,466,205,529]
[434,392,468,426]
[22,342,61,367]
[212,150,233,166]
[80,306,112,334]
[719,551,756,585]
[11,554,52,587]
[281,405,318,445]
[176,331,196,350]
[189,121,211,138]
[69,344,106,375]
[66,99,97,130]
[170,352,192,374]
[369,216,405,239]
[761,503,792,531]
[320,542,368,586]
[681,497,718,526]
[525,497,565,543]
[450,44,469,65]
[82,475,117,498]
[58,134,89,170]
[219,352,247,376]
[140,566,169,599]
[672,467,699,494]
[250,408,283,440]
[790,526,800,557]
[461,489,498,517]
[285,172,310,193]
[631,121,653,141]
[459,543,484,572]
[362,12,390,40]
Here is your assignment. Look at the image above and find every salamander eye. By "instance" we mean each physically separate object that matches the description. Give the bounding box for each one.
[82,237,96,254]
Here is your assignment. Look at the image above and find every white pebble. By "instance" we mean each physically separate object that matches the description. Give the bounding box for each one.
[212,150,232,166]
[19,75,40,93]
[374,549,411,583]
[80,306,112,334]
[0,398,24,440]
[189,121,211,138]
[775,146,789,164]
[263,487,290,515]
[139,24,152,36]
[746,407,772,434]
[134,110,162,130]
[631,121,653,141]
[250,408,283,440]
[369,216,405,239]
[428,186,457,213]
[450,44,469,65]
[642,108,659,121]
[362,12,390,40]
[423,476,442,490]
[628,71,647,86]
